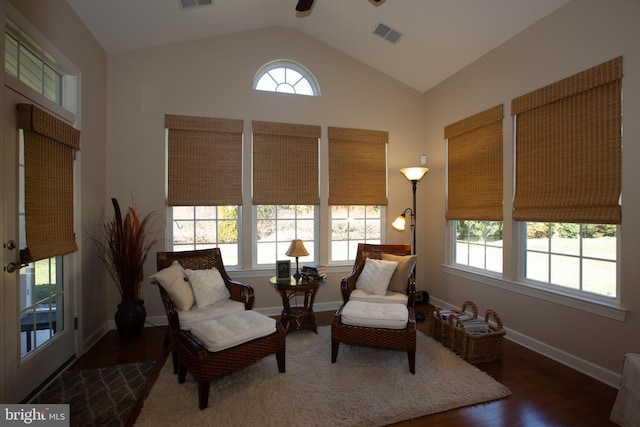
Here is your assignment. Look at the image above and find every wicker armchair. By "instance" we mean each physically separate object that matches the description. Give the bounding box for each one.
[331,243,417,373]
[155,249,286,409]
[156,248,255,374]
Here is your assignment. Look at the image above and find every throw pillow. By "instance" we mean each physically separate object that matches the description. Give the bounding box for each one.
[186,267,231,309]
[382,253,418,293]
[355,258,398,296]
[150,261,194,311]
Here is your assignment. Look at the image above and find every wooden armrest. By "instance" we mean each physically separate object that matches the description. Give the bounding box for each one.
[178,331,208,359]
[340,267,362,304]
[406,277,416,308]
[225,279,255,310]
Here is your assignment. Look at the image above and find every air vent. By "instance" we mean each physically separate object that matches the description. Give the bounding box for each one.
[179,0,212,9]
[373,22,402,44]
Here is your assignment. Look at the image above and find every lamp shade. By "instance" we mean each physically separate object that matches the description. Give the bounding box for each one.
[400,167,429,182]
[286,239,309,257]
[392,215,406,231]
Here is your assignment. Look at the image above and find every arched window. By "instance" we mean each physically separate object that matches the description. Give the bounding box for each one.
[253,60,320,96]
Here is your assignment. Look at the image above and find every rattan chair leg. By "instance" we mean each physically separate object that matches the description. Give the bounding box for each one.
[276,349,286,372]
[171,352,178,374]
[408,350,416,374]
[331,341,339,363]
[178,364,187,384]
[198,381,210,410]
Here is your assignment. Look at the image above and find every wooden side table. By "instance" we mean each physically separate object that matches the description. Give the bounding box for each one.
[269,276,325,334]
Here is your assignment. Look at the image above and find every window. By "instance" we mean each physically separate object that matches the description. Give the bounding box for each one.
[512,57,622,300]
[523,223,617,297]
[165,115,243,266]
[171,206,239,265]
[17,105,79,356]
[252,121,320,266]
[256,205,315,265]
[254,60,320,96]
[328,127,388,262]
[331,205,381,262]
[445,105,504,273]
[454,221,502,273]
[5,32,62,105]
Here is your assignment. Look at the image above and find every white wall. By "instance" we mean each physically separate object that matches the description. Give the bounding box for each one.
[421,0,640,380]
[106,26,425,318]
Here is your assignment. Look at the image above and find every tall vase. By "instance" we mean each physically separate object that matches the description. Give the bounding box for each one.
[115,299,146,340]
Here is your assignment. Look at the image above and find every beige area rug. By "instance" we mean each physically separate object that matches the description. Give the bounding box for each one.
[135,327,510,427]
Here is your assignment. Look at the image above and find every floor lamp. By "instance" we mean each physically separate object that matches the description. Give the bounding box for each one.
[392,166,428,319]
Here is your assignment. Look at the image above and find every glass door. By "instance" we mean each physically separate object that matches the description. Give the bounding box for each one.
[3,87,76,403]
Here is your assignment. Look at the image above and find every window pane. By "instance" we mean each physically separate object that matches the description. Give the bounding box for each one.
[173,206,194,219]
[195,220,216,243]
[5,33,18,78]
[170,206,239,265]
[195,206,217,220]
[454,220,503,272]
[255,205,317,266]
[254,60,319,96]
[526,251,549,282]
[43,64,61,104]
[583,259,616,297]
[257,241,276,265]
[19,46,43,93]
[256,74,277,92]
[332,241,349,262]
[552,224,580,256]
[524,222,616,298]
[330,205,383,262]
[550,255,579,289]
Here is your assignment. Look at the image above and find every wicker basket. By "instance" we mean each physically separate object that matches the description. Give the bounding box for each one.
[427,301,477,345]
[428,301,505,364]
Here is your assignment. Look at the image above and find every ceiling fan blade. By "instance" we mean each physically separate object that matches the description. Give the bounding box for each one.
[296,0,315,12]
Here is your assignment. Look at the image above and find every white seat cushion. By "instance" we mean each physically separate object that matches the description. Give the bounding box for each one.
[341,300,408,330]
[178,299,245,331]
[190,310,277,352]
[349,289,408,305]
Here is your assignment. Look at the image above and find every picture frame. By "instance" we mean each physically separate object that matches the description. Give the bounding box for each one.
[276,260,291,284]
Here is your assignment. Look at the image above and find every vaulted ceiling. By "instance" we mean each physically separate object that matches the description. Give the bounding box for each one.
[66,0,569,93]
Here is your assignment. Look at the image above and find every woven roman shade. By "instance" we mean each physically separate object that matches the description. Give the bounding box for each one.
[328,127,388,206]
[252,121,321,205]
[165,114,243,206]
[18,103,80,263]
[445,105,503,220]
[511,56,622,224]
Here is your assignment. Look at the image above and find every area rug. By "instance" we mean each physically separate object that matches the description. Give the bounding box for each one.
[33,362,156,427]
[135,327,509,427]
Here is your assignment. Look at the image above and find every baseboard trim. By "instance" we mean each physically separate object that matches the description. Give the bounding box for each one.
[429,297,621,389]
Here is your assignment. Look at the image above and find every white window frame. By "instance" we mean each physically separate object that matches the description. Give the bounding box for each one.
[253,205,318,268]
[253,59,321,96]
[519,222,619,302]
[330,205,384,263]
[452,220,503,273]
[4,15,77,123]
[167,206,241,267]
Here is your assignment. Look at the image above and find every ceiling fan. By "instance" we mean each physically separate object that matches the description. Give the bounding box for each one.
[296,0,385,13]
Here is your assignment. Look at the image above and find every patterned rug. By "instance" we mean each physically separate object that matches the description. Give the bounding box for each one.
[33,362,156,427]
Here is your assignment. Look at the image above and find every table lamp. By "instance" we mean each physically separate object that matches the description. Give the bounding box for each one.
[286,239,309,282]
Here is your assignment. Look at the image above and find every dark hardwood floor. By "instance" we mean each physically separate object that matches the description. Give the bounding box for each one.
[73,306,619,427]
